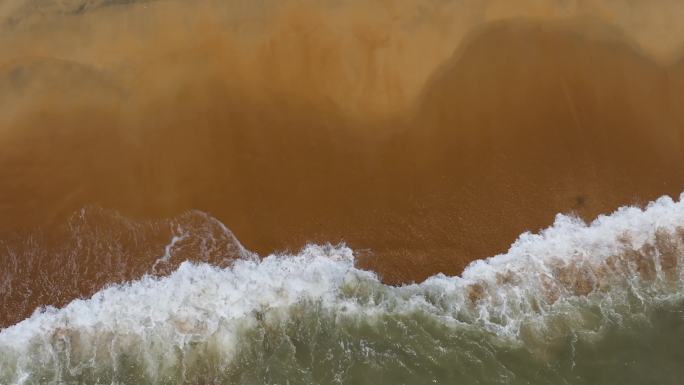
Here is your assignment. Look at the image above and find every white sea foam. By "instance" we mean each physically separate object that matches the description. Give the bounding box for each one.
[2,194,684,383]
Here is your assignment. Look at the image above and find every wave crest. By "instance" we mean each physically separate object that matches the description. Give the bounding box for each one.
[2,195,684,384]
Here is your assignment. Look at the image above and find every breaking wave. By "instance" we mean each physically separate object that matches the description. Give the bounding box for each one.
[2,194,684,384]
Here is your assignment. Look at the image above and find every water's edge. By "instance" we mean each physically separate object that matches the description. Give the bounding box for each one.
[2,194,684,384]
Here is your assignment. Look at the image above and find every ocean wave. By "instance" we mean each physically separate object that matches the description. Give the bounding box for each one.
[2,194,684,384]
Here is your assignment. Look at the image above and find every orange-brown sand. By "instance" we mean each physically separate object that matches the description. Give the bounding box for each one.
[2,0,684,327]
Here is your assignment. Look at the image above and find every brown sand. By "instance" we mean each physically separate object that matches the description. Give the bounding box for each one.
[2,0,684,327]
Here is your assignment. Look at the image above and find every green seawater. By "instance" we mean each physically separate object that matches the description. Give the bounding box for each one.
[5,298,684,385]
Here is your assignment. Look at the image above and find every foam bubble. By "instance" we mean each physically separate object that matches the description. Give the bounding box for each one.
[2,194,684,383]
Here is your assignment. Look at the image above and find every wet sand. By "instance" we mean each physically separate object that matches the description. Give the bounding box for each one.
[2,1,684,327]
